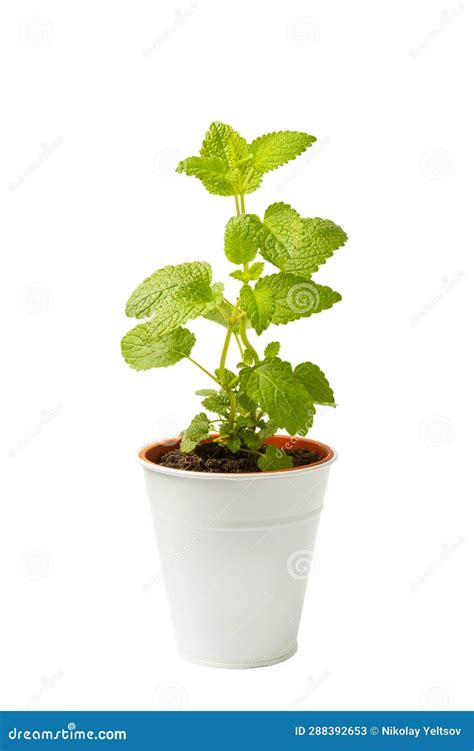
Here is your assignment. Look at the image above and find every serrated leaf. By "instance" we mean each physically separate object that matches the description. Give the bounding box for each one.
[241,429,263,451]
[180,413,210,453]
[240,283,275,335]
[176,156,236,196]
[282,218,348,276]
[224,214,261,264]
[294,362,336,406]
[255,273,341,325]
[257,444,294,472]
[245,358,315,435]
[264,341,281,358]
[200,122,261,194]
[178,122,262,196]
[226,435,241,454]
[236,390,257,415]
[247,261,265,280]
[201,392,230,414]
[200,122,250,165]
[229,270,246,282]
[258,203,303,268]
[258,420,278,440]
[242,349,254,366]
[215,367,237,386]
[250,131,316,174]
[125,262,214,337]
[121,325,195,371]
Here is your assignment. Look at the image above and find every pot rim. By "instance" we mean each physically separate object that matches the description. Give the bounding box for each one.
[137,434,337,480]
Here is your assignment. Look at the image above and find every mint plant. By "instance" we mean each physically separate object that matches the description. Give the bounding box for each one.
[122,122,347,471]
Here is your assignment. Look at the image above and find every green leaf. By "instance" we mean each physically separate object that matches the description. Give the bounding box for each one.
[201,392,230,414]
[258,420,278,440]
[121,325,195,371]
[176,156,236,196]
[203,299,237,329]
[226,435,241,454]
[200,121,250,165]
[125,262,214,336]
[264,341,281,358]
[215,367,238,386]
[257,444,294,472]
[294,362,336,406]
[250,131,316,174]
[255,273,341,324]
[195,388,218,397]
[236,390,257,415]
[177,122,261,196]
[241,429,263,451]
[242,349,254,366]
[247,262,265,280]
[180,413,210,453]
[240,283,275,335]
[230,261,265,283]
[200,122,261,194]
[282,218,348,276]
[229,270,246,282]
[224,214,261,264]
[245,358,315,435]
[258,203,303,268]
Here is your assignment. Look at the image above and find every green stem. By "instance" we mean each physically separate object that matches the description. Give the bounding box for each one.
[239,316,259,364]
[219,327,233,383]
[234,194,241,216]
[240,192,246,214]
[187,357,220,384]
[234,332,245,359]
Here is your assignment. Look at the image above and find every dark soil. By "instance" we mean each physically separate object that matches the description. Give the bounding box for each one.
[155,441,321,473]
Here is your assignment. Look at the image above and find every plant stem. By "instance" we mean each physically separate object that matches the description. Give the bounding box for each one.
[219,326,233,383]
[240,192,246,214]
[234,332,245,359]
[187,357,220,384]
[239,316,259,364]
[234,194,241,216]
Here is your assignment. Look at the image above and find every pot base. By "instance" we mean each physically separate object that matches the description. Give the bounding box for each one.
[179,643,298,670]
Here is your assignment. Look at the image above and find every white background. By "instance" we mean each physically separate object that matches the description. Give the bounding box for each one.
[1,0,472,712]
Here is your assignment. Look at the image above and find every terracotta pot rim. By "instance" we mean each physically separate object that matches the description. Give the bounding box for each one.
[137,434,337,479]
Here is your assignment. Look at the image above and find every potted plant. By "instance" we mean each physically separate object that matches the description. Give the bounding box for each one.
[122,122,348,668]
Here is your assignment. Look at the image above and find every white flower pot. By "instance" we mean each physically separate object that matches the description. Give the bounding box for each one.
[138,435,337,669]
